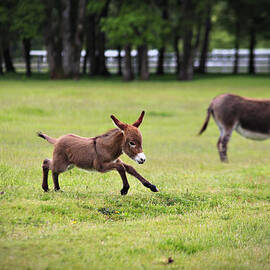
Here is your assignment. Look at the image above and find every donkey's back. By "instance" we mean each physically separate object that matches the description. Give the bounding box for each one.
[54,134,95,170]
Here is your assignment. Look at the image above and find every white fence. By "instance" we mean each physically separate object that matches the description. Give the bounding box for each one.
[13,49,270,74]
[200,49,270,73]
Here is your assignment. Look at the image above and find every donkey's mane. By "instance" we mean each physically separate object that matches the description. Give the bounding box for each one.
[93,128,120,140]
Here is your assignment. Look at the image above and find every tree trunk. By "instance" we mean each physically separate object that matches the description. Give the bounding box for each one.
[0,41,3,75]
[233,22,240,74]
[87,14,98,76]
[194,21,202,56]
[156,0,168,75]
[23,38,31,77]
[198,6,212,74]
[61,0,74,78]
[233,47,239,74]
[156,47,165,75]
[46,42,64,79]
[179,0,195,80]
[123,45,133,81]
[96,0,110,76]
[139,45,149,80]
[83,49,88,74]
[137,46,142,75]
[174,36,180,74]
[248,26,256,74]
[44,1,64,79]
[87,1,110,76]
[96,30,109,75]
[2,40,15,73]
[74,0,86,77]
[117,46,122,76]
[61,0,86,79]
[179,29,194,80]
[0,54,3,74]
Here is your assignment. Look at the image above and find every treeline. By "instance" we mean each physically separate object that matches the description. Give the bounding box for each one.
[0,0,269,80]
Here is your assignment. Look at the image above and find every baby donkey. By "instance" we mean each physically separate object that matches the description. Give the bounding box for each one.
[37,111,159,195]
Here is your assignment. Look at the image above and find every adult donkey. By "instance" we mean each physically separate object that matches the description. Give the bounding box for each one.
[37,111,158,195]
[199,93,270,162]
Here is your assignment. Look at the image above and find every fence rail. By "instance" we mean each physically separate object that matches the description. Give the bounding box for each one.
[13,49,270,74]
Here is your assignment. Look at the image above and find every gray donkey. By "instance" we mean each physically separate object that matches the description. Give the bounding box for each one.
[199,93,270,162]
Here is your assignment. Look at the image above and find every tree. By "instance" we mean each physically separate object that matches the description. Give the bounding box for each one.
[217,0,270,75]
[178,0,198,80]
[123,44,134,81]
[102,0,166,80]
[137,44,149,80]
[85,13,96,75]
[116,46,122,76]
[168,0,183,74]
[0,0,16,73]
[86,0,111,76]
[0,40,3,75]
[217,0,247,74]
[155,0,169,75]
[178,0,215,80]
[197,2,213,74]
[44,0,86,79]
[61,0,86,78]
[245,0,270,74]
[44,0,63,79]
[12,0,44,76]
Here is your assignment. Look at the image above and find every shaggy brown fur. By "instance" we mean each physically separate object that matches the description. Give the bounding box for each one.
[199,94,270,162]
[38,111,158,195]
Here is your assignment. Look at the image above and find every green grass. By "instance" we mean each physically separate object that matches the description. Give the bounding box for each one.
[1,73,270,270]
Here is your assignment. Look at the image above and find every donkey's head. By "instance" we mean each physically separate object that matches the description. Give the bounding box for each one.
[111,111,146,164]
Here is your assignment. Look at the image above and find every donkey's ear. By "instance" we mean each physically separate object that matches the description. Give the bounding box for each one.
[111,115,126,130]
[132,111,145,128]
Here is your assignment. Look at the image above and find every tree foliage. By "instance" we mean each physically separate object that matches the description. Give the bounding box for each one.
[101,1,169,48]
[0,0,270,79]
[12,0,44,40]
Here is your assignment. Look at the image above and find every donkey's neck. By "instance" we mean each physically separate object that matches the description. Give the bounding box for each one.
[96,128,124,160]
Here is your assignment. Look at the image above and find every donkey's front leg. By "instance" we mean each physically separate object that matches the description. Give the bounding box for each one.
[96,161,130,195]
[117,160,159,192]
[52,172,61,191]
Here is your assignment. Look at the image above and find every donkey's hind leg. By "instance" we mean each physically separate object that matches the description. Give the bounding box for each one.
[42,158,51,192]
[217,136,224,161]
[51,157,70,192]
[217,129,233,163]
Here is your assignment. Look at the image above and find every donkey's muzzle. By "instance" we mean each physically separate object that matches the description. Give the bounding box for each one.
[135,152,146,164]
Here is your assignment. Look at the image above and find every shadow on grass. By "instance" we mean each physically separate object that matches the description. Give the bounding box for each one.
[57,189,226,220]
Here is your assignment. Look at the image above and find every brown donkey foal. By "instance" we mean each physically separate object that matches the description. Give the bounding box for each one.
[199,93,270,162]
[37,111,159,195]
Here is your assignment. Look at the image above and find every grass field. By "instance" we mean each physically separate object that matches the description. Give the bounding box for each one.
[1,74,270,270]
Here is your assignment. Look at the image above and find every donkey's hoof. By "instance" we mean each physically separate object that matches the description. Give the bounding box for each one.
[54,188,63,192]
[150,185,159,192]
[120,187,129,196]
[42,187,49,192]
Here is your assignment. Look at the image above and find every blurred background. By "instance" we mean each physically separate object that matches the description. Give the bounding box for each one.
[0,0,270,81]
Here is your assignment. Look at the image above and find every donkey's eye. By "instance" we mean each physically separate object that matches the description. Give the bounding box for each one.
[129,141,136,147]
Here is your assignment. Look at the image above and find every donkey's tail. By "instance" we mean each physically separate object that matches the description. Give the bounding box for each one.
[198,105,213,135]
[37,132,57,144]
